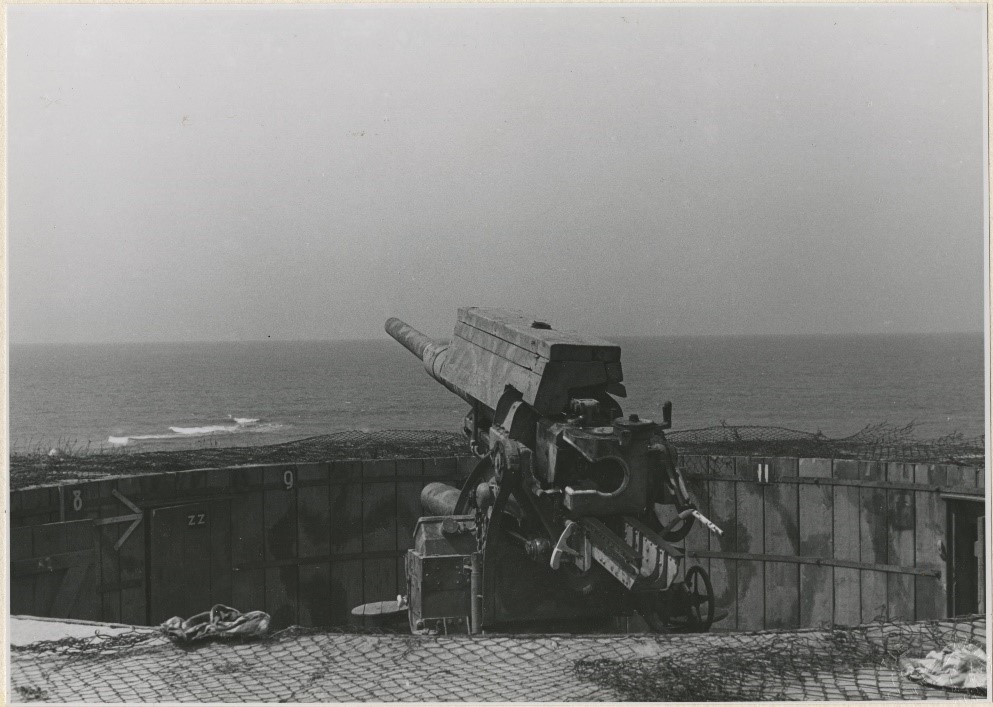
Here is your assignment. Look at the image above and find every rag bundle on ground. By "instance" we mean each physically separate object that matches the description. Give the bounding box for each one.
[160,604,270,642]
[901,643,987,691]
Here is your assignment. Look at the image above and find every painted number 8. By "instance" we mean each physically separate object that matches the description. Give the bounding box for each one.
[72,490,83,512]
[283,470,294,490]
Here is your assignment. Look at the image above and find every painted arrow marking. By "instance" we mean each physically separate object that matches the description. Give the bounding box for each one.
[93,489,143,551]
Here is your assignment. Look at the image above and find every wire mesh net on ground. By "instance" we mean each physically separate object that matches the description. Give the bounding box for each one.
[9,615,986,702]
[10,423,984,491]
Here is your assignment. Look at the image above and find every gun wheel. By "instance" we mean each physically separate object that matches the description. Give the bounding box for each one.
[635,564,716,633]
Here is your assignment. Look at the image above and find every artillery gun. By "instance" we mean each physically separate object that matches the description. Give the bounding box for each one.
[383,308,723,633]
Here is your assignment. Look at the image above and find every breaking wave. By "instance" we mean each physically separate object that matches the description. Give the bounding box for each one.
[169,424,240,435]
[108,416,281,446]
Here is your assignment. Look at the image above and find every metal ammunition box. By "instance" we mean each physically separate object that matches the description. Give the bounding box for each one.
[405,515,476,629]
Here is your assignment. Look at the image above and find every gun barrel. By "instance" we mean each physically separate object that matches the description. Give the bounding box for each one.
[385,317,436,361]
[386,316,479,408]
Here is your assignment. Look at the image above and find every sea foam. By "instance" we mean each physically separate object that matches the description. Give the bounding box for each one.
[108,416,279,446]
[169,424,240,435]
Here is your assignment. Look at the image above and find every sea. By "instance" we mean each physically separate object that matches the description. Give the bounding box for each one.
[8,333,987,454]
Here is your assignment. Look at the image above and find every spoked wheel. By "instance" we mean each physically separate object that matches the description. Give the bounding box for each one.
[679,564,716,632]
[636,564,716,633]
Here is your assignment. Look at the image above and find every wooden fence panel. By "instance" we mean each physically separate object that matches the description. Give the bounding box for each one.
[9,454,967,630]
[365,558,399,605]
[886,462,916,620]
[683,456,711,589]
[11,526,34,615]
[296,463,331,626]
[229,468,266,615]
[297,464,331,558]
[209,498,233,608]
[735,457,764,631]
[10,521,99,620]
[94,478,146,625]
[265,564,299,630]
[57,520,99,620]
[764,458,799,629]
[833,460,861,625]
[298,563,333,626]
[329,559,364,626]
[396,459,426,552]
[149,503,211,624]
[264,466,299,629]
[61,482,100,524]
[10,487,22,525]
[31,523,66,617]
[859,462,888,623]
[174,469,208,497]
[98,516,123,624]
[914,464,946,620]
[363,461,398,602]
[117,510,146,627]
[798,458,833,628]
[396,459,427,596]
[707,468,737,629]
[362,460,398,552]
[18,488,58,527]
[424,456,460,482]
[329,461,363,555]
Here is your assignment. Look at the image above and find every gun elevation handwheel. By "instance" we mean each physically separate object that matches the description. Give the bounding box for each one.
[682,564,715,631]
[635,563,716,633]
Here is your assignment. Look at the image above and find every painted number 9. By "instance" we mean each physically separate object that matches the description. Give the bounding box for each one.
[283,470,295,490]
[72,490,83,512]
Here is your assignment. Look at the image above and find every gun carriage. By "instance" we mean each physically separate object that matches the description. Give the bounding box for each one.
[383,308,723,634]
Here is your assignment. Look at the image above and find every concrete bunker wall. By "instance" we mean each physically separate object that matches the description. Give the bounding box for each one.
[9,454,984,631]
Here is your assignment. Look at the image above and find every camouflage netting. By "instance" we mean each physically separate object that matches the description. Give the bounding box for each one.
[9,423,984,491]
[8,429,469,490]
[666,422,986,467]
[9,616,987,702]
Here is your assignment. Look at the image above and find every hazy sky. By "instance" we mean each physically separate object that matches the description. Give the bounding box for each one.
[8,4,987,343]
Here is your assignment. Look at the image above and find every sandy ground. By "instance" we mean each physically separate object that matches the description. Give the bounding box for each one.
[8,615,148,647]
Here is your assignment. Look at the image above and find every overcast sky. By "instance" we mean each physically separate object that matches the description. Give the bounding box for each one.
[8,4,987,343]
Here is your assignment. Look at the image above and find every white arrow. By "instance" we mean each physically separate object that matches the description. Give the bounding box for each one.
[94,489,143,551]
